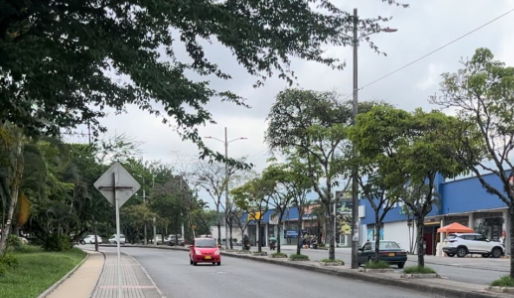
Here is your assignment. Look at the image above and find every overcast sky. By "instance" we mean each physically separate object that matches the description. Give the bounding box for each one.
[65,0,514,204]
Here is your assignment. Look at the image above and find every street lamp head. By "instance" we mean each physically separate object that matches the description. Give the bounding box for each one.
[205,136,213,139]
[382,27,398,33]
[240,137,248,140]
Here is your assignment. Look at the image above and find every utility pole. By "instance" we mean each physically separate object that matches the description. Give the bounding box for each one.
[88,123,100,253]
[351,8,360,270]
[205,128,247,250]
[348,8,397,269]
[224,127,230,250]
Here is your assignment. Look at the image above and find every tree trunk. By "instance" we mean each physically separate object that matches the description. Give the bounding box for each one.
[327,212,335,260]
[509,205,514,278]
[297,213,303,255]
[257,221,262,252]
[277,219,282,254]
[374,217,381,263]
[229,217,233,249]
[217,220,221,246]
[416,217,425,267]
[0,135,24,255]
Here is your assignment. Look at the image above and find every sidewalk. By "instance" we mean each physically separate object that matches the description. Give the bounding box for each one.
[43,250,163,298]
[46,251,104,298]
[91,252,163,298]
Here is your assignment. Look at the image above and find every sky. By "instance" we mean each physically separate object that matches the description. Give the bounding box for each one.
[65,0,514,205]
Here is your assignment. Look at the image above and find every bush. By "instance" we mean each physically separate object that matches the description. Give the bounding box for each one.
[272,252,287,257]
[319,243,326,248]
[0,253,19,276]
[321,258,344,264]
[43,234,72,252]
[7,235,23,252]
[491,276,514,287]
[289,254,309,261]
[403,265,436,274]
[365,260,391,269]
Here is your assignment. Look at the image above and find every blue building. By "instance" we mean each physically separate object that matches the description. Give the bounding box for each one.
[359,172,510,255]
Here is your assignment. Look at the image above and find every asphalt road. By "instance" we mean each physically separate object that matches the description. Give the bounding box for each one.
[263,246,506,285]
[97,246,439,298]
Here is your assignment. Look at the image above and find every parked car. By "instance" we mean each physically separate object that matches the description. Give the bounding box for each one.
[358,240,407,268]
[443,233,504,258]
[81,235,102,244]
[189,238,221,266]
[165,235,185,246]
[108,234,126,245]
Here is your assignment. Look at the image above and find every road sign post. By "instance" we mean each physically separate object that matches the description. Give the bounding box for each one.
[94,163,140,298]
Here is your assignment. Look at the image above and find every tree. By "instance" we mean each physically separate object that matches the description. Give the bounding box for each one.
[348,132,400,262]
[261,157,312,254]
[0,124,24,255]
[430,48,514,276]
[351,105,468,267]
[266,89,375,260]
[195,162,228,246]
[1,0,398,158]
[232,177,273,252]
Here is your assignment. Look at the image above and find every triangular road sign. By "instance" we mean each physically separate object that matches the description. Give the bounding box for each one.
[94,162,141,207]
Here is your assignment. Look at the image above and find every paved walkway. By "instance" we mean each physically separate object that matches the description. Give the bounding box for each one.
[47,251,104,298]
[91,252,163,298]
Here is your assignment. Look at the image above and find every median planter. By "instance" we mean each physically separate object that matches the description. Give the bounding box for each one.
[365,268,395,273]
[320,259,344,266]
[289,254,309,261]
[401,265,438,278]
[251,251,267,256]
[488,276,514,293]
[270,253,288,259]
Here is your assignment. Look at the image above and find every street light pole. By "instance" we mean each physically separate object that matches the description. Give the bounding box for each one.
[224,127,230,250]
[349,8,397,269]
[351,8,360,270]
[205,128,247,250]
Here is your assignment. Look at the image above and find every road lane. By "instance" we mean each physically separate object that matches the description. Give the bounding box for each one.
[99,246,440,298]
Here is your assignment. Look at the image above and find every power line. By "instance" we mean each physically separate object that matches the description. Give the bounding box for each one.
[342,7,514,100]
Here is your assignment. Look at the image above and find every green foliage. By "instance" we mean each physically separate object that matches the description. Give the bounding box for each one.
[6,235,22,252]
[0,254,19,276]
[289,254,310,261]
[272,252,288,258]
[42,234,72,252]
[491,276,514,287]
[321,258,344,264]
[365,260,391,269]
[0,0,398,160]
[319,243,326,248]
[0,248,85,298]
[403,266,436,274]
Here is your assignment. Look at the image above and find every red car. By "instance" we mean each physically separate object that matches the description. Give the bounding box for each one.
[189,238,221,266]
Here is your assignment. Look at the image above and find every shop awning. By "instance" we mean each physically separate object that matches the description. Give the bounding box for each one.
[437,222,474,233]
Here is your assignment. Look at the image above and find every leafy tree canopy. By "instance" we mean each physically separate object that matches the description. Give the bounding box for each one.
[1,0,397,160]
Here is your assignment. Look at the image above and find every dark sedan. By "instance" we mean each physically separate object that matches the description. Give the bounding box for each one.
[358,241,407,268]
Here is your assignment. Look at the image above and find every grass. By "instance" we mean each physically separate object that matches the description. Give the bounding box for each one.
[321,258,344,264]
[403,265,436,274]
[491,276,514,287]
[365,260,391,269]
[0,246,86,298]
[271,252,288,257]
[289,254,310,261]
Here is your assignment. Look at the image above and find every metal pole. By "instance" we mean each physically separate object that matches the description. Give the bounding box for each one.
[143,177,147,245]
[89,124,99,252]
[351,7,360,269]
[113,172,122,298]
[224,128,229,248]
[153,216,157,245]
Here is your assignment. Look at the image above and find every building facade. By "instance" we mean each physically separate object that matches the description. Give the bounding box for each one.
[359,172,511,255]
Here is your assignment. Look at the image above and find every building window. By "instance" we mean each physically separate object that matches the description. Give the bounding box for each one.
[474,212,503,241]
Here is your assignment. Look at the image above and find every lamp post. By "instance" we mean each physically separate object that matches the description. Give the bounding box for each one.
[205,127,247,249]
[342,8,397,269]
[137,174,148,245]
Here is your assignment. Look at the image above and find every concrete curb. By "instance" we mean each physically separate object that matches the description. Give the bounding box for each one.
[98,245,503,298]
[37,251,90,298]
